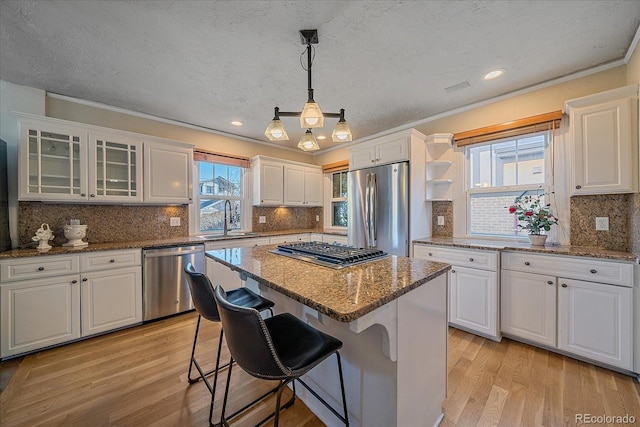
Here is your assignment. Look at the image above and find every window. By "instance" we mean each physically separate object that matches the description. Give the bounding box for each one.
[329,171,348,228]
[195,161,246,234]
[467,131,550,237]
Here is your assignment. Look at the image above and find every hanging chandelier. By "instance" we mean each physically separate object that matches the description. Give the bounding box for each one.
[264,29,352,152]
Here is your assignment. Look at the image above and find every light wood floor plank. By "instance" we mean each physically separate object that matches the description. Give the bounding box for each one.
[2,315,639,426]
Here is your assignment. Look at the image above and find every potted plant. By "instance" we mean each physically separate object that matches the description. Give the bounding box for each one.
[507,189,558,245]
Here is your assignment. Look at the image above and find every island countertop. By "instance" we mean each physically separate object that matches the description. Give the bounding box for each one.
[206,244,450,323]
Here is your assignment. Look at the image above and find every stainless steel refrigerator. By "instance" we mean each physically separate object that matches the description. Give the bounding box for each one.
[348,162,409,256]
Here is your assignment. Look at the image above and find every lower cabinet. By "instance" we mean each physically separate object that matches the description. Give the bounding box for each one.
[205,237,271,289]
[0,249,142,358]
[501,251,634,370]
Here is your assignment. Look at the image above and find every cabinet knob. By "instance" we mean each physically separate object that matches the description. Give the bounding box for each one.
[469,258,474,262]
[81,193,86,197]
[109,259,116,263]
[575,185,582,190]
[561,283,568,288]
[38,266,45,271]
[547,281,554,285]
[90,194,96,197]
[371,160,375,163]
[428,252,433,256]
[71,280,78,284]
[82,278,88,282]
[524,261,530,266]
[451,269,456,273]
[590,269,597,274]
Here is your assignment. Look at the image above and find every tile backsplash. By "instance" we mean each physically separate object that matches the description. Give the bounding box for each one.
[18,202,189,247]
[431,201,453,237]
[252,206,322,232]
[570,194,630,251]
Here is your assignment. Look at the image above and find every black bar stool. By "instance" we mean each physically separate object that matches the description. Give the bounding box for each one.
[183,263,275,426]
[214,285,349,427]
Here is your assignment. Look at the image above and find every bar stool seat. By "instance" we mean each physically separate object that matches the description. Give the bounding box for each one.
[214,285,349,427]
[183,263,275,427]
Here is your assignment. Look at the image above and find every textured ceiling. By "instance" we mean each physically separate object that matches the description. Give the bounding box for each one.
[1,1,639,151]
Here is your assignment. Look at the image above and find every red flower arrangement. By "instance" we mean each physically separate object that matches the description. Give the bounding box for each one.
[507,189,558,235]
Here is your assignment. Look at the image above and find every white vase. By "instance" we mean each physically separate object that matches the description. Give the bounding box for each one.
[528,234,547,246]
[63,224,88,247]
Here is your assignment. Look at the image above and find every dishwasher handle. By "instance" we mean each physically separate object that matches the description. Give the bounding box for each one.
[143,245,204,258]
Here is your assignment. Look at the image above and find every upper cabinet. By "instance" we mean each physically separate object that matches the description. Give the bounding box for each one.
[565,85,639,196]
[252,156,322,206]
[16,114,193,204]
[143,140,193,204]
[348,134,409,170]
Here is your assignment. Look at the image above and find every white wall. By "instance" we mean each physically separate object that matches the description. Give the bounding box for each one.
[0,80,46,248]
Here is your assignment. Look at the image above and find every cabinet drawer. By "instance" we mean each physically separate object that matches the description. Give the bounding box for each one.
[413,245,498,271]
[80,249,142,271]
[502,252,633,287]
[269,234,311,244]
[1,256,80,282]
[205,238,270,250]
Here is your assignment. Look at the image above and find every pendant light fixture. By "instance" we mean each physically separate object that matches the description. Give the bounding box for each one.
[265,29,352,152]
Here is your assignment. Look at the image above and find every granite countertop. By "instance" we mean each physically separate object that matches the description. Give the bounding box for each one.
[206,245,450,323]
[0,229,347,259]
[413,236,638,262]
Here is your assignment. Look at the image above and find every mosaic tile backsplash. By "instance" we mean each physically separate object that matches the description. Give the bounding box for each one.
[570,194,630,251]
[252,206,323,232]
[18,202,189,247]
[431,201,453,238]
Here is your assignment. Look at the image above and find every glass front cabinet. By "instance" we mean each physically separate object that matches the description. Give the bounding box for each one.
[18,116,143,203]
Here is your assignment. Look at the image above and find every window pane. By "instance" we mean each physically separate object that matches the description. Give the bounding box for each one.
[332,171,348,198]
[199,199,241,232]
[199,163,242,197]
[332,201,348,227]
[469,192,527,237]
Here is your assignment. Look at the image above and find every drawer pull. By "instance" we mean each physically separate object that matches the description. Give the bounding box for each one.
[428,252,433,256]
[82,278,88,282]
[590,269,597,274]
[109,259,116,263]
[38,266,45,271]
[451,270,456,274]
[561,283,568,288]
[547,281,554,285]
[71,280,78,284]
[524,261,530,266]
[575,185,582,190]
[469,258,474,262]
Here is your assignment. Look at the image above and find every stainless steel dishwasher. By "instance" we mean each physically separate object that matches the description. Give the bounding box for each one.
[143,244,205,321]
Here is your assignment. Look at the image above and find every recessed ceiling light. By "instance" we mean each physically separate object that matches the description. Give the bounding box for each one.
[231,121,243,126]
[483,69,505,80]
[316,135,327,140]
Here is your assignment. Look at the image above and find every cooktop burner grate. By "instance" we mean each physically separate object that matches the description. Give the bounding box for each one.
[271,241,387,269]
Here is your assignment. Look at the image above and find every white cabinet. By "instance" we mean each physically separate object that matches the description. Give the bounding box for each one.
[565,85,638,195]
[557,277,632,369]
[205,237,271,289]
[349,135,409,170]
[143,140,193,204]
[413,244,499,340]
[501,251,634,370]
[269,234,311,244]
[501,270,556,347]
[0,249,142,358]
[252,156,322,206]
[425,133,453,201]
[283,164,323,206]
[17,113,193,204]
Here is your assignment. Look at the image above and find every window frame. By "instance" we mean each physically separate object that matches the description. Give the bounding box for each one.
[191,160,251,235]
[323,170,348,231]
[464,130,553,240]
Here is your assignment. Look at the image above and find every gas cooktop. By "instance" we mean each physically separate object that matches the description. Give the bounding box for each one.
[270,241,388,269]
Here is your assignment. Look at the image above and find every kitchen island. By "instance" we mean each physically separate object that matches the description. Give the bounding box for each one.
[206,244,450,427]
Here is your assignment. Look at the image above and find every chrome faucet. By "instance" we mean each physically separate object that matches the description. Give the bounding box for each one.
[223,200,232,236]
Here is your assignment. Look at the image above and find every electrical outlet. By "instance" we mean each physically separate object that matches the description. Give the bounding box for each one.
[315,215,320,222]
[595,217,609,231]
[437,216,445,226]
[170,217,181,226]
[259,216,266,224]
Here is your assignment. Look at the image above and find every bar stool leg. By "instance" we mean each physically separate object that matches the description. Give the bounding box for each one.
[187,315,202,383]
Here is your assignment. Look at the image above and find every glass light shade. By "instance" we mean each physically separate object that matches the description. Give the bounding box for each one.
[331,120,352,142]
[264,119,289,141]
[297,130,320,151]
[300,101,324,128]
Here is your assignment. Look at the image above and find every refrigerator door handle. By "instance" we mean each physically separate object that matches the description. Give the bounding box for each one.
[370,173,377,247]
[364,173,371,247]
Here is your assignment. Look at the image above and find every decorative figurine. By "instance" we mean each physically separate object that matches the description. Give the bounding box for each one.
[63,222,88,247]
[32,223,54,251]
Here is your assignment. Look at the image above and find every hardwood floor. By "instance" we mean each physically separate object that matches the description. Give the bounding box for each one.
[1,312,638,426]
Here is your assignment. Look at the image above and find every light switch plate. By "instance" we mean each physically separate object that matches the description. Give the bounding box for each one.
[315,215,320,222]
[437,216,445,226]
[170,217,181,226]
[259,216,266,224]
[595,217,609,231]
